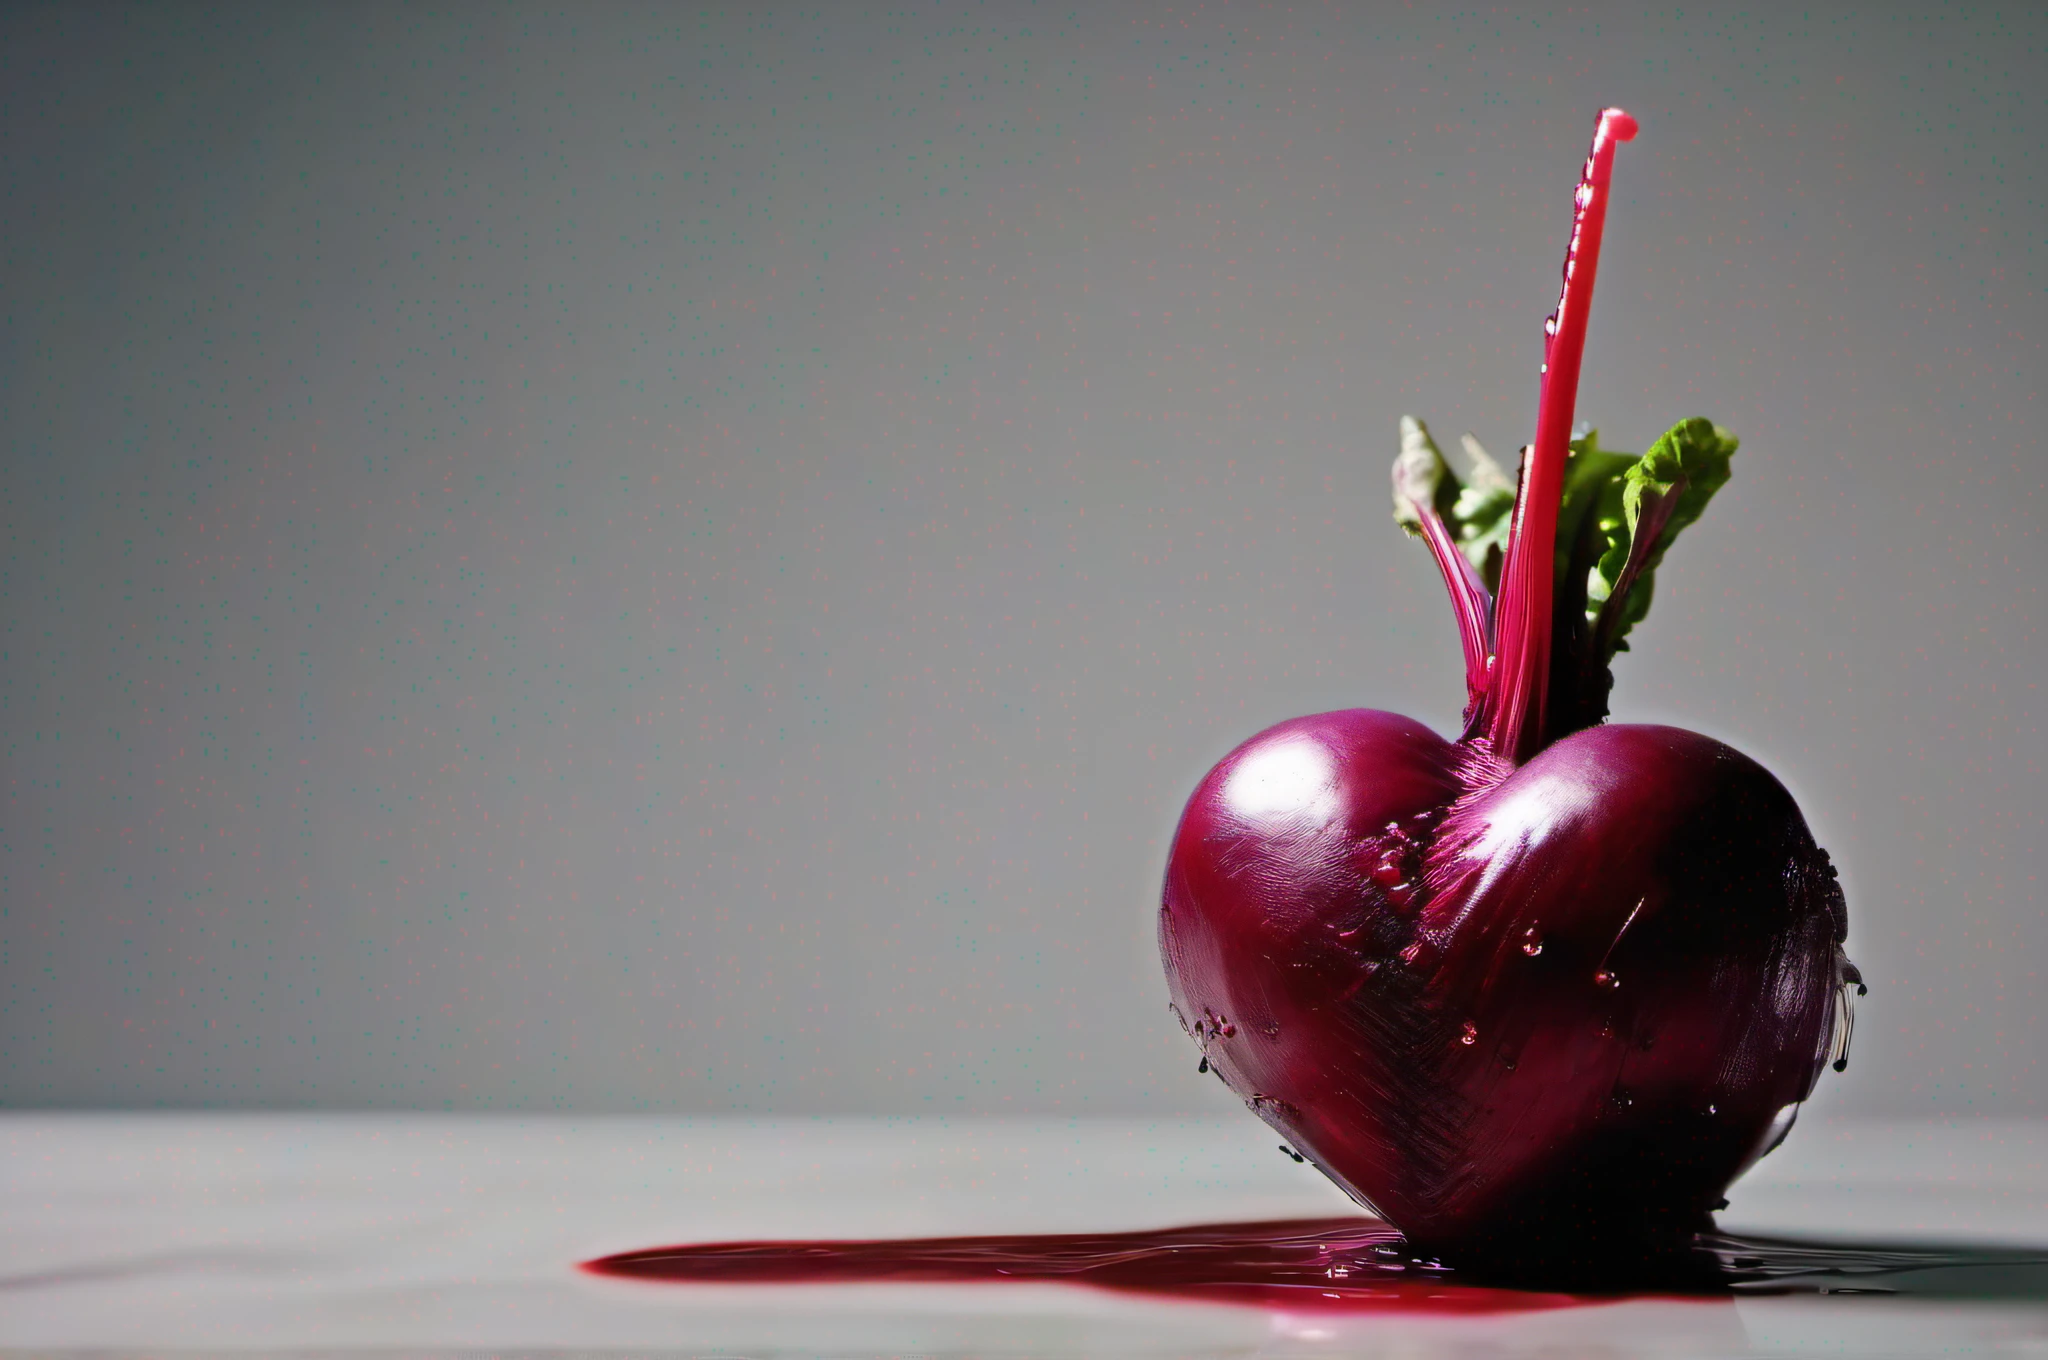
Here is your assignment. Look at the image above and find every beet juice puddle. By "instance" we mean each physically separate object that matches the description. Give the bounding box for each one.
[580,1216,2048,1315]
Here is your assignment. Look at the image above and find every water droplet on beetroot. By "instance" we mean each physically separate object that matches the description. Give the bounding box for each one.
[1610,1089,1633,1109]
[1521,927,1544,956]
[1594,969,1619,989]
[1543,315,1559,336]
[1459,1020,1479,1045]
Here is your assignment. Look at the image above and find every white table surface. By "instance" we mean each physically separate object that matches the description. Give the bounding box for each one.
[4,1112,2045,1357]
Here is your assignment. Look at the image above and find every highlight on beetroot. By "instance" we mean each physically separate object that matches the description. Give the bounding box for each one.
[1157,108,1861,1281]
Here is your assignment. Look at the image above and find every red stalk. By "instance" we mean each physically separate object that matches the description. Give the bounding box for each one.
[1410,496,1495,728]
[1484,108,1637,764]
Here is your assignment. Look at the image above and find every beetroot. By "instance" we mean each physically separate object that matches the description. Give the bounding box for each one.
[1157,109,1859,1276]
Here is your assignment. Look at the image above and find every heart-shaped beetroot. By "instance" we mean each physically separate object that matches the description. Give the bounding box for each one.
[1160,712,1851,1268]
[1156,110,1858,1275]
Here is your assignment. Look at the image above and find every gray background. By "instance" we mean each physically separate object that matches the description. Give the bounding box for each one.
[2,1,2040,1116]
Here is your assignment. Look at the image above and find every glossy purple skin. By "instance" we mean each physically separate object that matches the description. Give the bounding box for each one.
[1160,710,1850,1267]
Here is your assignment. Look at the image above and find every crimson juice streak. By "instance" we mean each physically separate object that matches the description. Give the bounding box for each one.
[582,1216,1583,1314]
[1157,108,1861,1278]
[580,1218,2048,1308]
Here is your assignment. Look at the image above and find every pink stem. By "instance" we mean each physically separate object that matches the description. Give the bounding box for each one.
[1409,499,1495,728]
[1484,107,1637,763]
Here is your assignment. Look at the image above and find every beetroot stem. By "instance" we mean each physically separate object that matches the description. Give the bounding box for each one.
[1393,417,1496,728]
[1485,107,1638,764]
[1416,492,1495,728]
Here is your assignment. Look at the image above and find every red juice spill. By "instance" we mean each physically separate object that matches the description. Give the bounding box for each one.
[580,1217,2048,1313]
[579,1216,1583,1314]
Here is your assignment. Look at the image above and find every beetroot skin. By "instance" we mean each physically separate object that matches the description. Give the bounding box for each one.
[1155,111,1857,1274]
[1160,712,1852,1267]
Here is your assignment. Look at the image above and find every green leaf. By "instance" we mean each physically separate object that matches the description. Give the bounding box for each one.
[1392,419,1518,592]
[1449,431,1516,591]
[1391,416,1459,536]
[1554,428,1639,596]
[1450,484,1514,593]
[1584,417,1739,661]
[1392,415,1735,673]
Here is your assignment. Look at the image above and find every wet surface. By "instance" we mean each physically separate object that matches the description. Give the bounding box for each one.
[6,1114,2047,1356]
